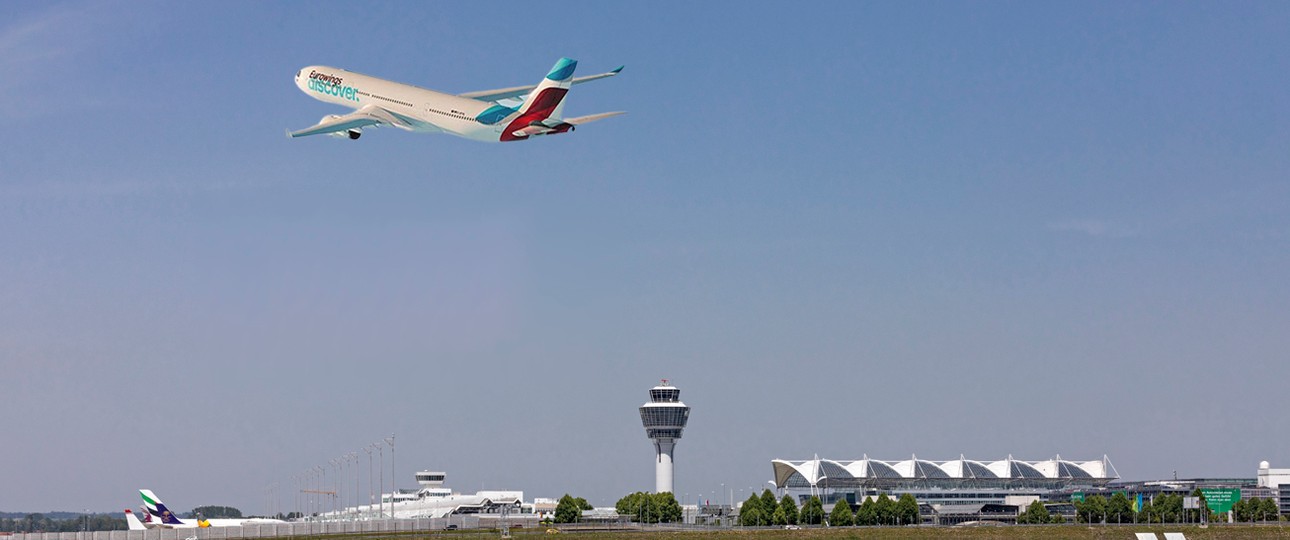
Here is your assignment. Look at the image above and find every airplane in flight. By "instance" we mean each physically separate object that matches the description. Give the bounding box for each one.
[127,489,285,529]
[288,57,624,142]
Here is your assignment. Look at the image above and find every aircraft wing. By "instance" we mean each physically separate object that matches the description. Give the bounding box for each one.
[287,104,410,138]
[458,66,623,102]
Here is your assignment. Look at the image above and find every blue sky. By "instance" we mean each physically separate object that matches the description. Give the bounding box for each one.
[2,1,1288,513]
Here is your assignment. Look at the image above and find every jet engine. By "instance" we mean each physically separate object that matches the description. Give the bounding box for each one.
[319,115,362,140]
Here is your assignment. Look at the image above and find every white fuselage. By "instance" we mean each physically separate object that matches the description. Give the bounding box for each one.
[294,66,505,142]
[138,516,284,529]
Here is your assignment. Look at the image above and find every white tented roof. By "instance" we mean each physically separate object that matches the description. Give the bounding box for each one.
[771,454,1118,488]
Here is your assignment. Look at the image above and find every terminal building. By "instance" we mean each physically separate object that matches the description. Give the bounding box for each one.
[772,456,1289,523]
[772,454,1118,523]
[773,454,1118,495]
[325,470,525,520]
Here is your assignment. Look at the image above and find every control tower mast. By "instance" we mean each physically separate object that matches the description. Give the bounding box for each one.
[639,380,690,493]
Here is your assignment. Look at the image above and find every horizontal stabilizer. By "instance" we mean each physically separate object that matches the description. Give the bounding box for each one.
[565,111,626,125]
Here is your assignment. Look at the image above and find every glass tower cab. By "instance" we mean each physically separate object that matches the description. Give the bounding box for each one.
[639,380,691,494]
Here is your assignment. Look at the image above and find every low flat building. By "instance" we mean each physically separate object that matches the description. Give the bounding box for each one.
[930,503,1019,526]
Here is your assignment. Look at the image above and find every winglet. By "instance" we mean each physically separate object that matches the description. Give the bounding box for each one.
[611,65,624,74]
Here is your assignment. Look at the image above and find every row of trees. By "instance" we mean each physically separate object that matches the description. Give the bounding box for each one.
[738,489,804,526]
[1074,493,1138,524]
[613,492,682,524]
[0,514,127,533]
[836,493,920,526]
[736,489,918,527]
[185,506,243,519]
[1073,490,1285,524]
[1233,497,1281,523]
[552,494,594,524]
[1132,492,1208,524]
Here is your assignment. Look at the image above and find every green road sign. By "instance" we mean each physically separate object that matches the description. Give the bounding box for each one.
[1199,488,1240,513]
[1071,492,1084,503]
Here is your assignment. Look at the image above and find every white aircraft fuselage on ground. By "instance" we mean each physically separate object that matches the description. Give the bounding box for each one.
[289,57,623,142]
[128,489,285,530]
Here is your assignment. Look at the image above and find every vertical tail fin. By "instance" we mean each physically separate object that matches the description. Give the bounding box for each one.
[124,509,147,531]
[517,57,577,119]
[140,489,186,526]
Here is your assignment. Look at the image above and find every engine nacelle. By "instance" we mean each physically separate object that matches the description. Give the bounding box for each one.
[318,116,361,139]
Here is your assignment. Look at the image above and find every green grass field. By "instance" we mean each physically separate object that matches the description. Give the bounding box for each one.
[545,525,1287,539]
[328,524,1290,540]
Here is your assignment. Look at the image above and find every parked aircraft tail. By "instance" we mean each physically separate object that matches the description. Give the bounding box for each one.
[140,489,186,526]
[124,509,147,531]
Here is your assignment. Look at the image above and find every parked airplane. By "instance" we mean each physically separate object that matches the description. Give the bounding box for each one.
[288,57,624,142]
[131,489,285,529]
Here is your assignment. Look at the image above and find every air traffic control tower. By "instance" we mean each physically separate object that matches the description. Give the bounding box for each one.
[639,380,690,493]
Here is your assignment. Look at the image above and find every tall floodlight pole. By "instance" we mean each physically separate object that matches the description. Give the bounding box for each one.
[364,446,374,517]
[341,455,348,516]
[305,471,312,516]
[304,472,311,517]
[385,434,396,515]
[313,469,320,516]
[304,471,311,516]
[316,466,325,517]
[639,380,690,494]
[350,452,359,515]
[377,442,385,518]
[335,461,345,515]
[304,472,310,518]
[336,458,344,514]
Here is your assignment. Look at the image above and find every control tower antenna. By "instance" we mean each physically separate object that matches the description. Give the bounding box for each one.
[639,379,691,493]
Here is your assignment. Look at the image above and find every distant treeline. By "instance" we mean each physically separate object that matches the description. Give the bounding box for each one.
[183,506,243,519]
[0,513,86,521]
[0,514,127,533]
